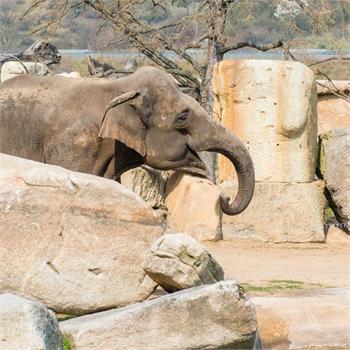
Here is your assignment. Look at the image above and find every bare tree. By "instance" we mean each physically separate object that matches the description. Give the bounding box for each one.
[21,0,350,103]
[24,0,287,107]
[22,0,349,178]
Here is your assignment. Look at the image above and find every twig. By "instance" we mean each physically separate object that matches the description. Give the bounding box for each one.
[316,70,350,103]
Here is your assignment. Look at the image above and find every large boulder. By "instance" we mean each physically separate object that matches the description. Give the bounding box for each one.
[220,180,326,243]
[143,233,224,292]
[317,80,350,95]
[213,59,318,183]
[318,129,350,232]
[165,173,222,241]
[0,293,62,350]
[317,80,350,134]
[1,61,49,82]
[60,280,259,350]
[121,166,168,209]
[0,153,165,314]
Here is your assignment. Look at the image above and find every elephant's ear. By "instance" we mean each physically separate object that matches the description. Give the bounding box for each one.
[98,90,150,157]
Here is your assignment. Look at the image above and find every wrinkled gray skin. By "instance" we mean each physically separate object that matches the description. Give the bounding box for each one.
[0,67,254,215]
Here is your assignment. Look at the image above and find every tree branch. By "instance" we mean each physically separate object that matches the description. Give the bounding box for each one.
[220,39,285,54]
[85,1,201,88]
[184,33,211,49]
[316,70,350,103]
[308,56,350,67]
[124,11,205,76]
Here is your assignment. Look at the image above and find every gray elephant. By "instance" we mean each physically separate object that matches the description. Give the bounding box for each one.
[0,66,254,215]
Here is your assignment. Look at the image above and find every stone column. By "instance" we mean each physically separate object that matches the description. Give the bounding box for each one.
[213,59,318,183]
[213,60,325,243]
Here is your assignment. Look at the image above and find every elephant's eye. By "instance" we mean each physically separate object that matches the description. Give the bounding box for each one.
[175,110,191,129]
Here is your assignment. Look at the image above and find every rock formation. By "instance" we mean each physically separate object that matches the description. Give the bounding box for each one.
[0,153,165,314]
[213,59,318,183]
[213,60,325,242]
[0,294,62,350]
[317,80,350,135]
[60,281,259,350]
[165,173,222,241]
[254,288,350,349]
[121,166,168,210]
[143,233,224,291]
[220,180,326,243]
[318,129,350,232]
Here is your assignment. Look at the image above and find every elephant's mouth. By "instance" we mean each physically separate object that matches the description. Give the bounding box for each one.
[175,147,209,178]
[176,165,209,178]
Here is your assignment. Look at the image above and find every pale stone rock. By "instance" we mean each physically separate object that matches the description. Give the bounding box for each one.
[0,153,164,315]
[165,172,222,241]
[318,96,350,135]
[60,281,259,350]
[0,293,62,350]
[254,288,350,349]
[213,59,318,183]
[220,180,326,243]
[1,61,49,82]
[316,80,350,95]
[326,225,350,245]
[318,129,350,232]
[316,80,350,134]
[55,71,81,78]
[121,166,169,209]
[143,233,224,292]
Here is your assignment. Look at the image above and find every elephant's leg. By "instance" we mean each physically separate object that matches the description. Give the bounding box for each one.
[90,139,116,178]
[99,155,115,180]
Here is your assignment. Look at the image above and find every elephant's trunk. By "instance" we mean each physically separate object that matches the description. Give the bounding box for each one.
[194,122,255,215]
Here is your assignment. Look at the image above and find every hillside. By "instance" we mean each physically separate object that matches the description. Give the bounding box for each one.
[1,0,349,53]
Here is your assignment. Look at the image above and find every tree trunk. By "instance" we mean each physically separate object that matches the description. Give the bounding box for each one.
[198,0,227,182]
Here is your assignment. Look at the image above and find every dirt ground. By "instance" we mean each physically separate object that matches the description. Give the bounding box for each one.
[204,240,350,294]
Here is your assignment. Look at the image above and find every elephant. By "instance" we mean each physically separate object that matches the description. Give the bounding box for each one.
[0,66,254,215]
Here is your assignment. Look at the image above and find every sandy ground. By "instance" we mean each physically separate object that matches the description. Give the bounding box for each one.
[204,240,350,292]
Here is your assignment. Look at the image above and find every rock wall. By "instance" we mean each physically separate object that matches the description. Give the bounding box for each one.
[213,60,325,242]
[221,180,326,243]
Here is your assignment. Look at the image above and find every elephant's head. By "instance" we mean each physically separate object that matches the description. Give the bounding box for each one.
[98,66,254,215]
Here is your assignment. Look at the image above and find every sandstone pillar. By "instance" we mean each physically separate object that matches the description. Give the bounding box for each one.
[213,60,325,242]
[213,59,318,183]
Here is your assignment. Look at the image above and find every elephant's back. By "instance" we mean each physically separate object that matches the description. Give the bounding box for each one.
[0,76,52,160]
[0,74,110,107]
[0,75,110,160]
